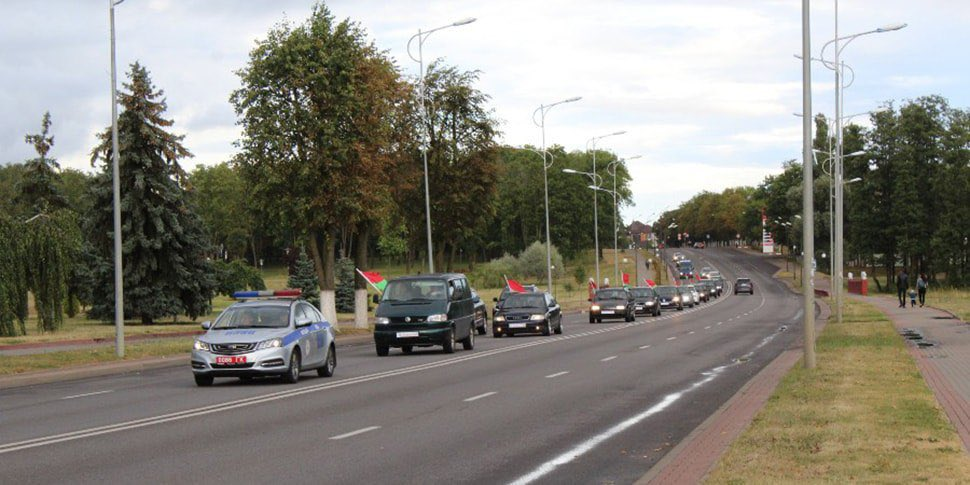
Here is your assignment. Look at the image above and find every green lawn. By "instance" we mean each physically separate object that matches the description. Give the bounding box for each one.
[705,298,970,483]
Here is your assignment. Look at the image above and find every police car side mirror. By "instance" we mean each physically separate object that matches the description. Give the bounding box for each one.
[296,317,312,328]
[201,321,211,330]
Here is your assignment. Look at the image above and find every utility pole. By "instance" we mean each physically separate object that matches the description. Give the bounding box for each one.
[800,0,816,369]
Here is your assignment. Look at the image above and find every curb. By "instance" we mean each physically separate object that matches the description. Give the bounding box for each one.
[0,333,374,390]
[637,296,831,484]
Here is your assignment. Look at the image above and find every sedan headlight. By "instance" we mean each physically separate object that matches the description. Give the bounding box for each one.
[255,338,282,350]
[494,315,506,322]
[673,296,680,302]
[193,340,211,351]
[375,317,390,325]
[530,314,545,321]
[427,314,448,322]
[616,305,625,311]
[590,304,601,312]
[645,301,655,306]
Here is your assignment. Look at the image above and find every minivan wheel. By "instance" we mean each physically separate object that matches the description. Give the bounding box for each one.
[376,344,389,357]
[463,328,475,350]
[443,329,456,354]
[402,345,413,354]
[477,322,487,335]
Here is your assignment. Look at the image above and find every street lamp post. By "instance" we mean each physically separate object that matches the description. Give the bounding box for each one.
[818,17,906,323]
[585,131,626,286]
[533,96,581,293]
[109,0,126,357]
[606,155,640,285]
[407,17,476,274]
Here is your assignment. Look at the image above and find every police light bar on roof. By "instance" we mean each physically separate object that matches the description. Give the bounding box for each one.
[232,289,302,299]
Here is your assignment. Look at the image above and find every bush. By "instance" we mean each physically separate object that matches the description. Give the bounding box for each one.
[573,265,587,285]
[213,259,266,297]
[518,241,563,281]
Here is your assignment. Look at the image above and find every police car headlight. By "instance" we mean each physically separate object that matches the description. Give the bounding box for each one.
[255,338,282,350]
[494,315,506,322]
[375,317,390,325]
[427,314,448,322]
[193,340,211,351]
[530,314,545,321]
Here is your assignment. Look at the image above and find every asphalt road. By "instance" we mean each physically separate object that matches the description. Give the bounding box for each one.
[0,248,804,484]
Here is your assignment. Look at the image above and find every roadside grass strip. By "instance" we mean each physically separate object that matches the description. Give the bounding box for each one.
[706,298,970,483]
[929,288,970,322]
[0,338,196,375]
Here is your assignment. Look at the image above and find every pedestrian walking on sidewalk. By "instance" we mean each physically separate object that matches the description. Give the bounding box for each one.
[917,273,928,307]
[896,269,909,308]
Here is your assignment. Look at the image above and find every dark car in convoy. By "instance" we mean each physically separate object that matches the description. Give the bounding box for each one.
[654,285,683,311]
[589,288,636,323]
[630,286,661,316]
[688,284,708,303]
[735,277,754,295]
[711,277,725,296]
[470,288,488,335]
[492,292,562,337]
[492,284,540,320]
[677,260,695,280]
[373,274,477,356]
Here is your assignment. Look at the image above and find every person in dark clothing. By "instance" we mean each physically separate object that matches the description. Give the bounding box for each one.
[917,273,928,307]
[896,269,909,308]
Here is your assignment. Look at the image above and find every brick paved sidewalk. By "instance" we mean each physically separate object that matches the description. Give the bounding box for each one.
[852,292,970,453]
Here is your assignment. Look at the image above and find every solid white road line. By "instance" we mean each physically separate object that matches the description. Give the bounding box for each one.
[329,426,381,440]
[545,371,569,379]
[600,356,617,362]
[464,392,497,402]
[61,390,113,400]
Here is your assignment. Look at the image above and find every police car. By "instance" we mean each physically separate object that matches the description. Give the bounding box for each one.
[191,289,336,386]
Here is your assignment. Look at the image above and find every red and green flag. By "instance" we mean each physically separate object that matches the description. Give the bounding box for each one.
[357,269,387,293]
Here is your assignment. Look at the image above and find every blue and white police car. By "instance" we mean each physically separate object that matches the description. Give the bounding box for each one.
[191,289,336,386]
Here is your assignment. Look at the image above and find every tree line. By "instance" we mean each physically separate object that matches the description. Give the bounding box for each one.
[655,94,970,289]
[0,3,633,335]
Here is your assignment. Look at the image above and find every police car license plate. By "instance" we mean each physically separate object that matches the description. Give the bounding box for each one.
[215,356,246,364]
[601,310,614,315]
[510,323,527,328]
[396,331,420,338]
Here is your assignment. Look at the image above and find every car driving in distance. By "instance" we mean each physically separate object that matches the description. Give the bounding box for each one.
[678,286,696,307]
[677,260,695,280]
[589,288,636,323]
[492,291,562,337]
[191,290,336,386]
[373,273,476,355]
[735,277,754,295]
[630,286,661,316]
[697,280,718,300]
[491,284,539,320]
[654,285,683,311]
[688,284,706,303]
[711,276,725,296]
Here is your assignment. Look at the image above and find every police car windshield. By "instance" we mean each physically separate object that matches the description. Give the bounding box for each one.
[212,306,290,329]
[383,280,447,302]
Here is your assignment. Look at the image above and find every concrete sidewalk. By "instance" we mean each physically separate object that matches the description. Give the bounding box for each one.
[852,292,970,453]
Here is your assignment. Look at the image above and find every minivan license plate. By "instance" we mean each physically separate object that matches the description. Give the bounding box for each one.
[396,331,420,338]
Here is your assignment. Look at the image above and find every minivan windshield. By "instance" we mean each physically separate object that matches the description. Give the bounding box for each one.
[213,306,290,329]
[504,294,545,308]
[382,280,448,302]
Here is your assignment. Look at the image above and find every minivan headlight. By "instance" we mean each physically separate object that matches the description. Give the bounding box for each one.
[255,338,282,350]
[375,317,390,325]
[427,314,448,322]
[193,340,211,351]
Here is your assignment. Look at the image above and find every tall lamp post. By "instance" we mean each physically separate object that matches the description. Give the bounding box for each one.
[407,17,476,273]
[606,155,640,284]
[109,0,126,357]
[818,17,906,323]
[585,131,626,285]
[532,96,581,293]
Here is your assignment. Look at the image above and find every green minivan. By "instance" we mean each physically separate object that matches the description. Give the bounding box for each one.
[373,273,476,356]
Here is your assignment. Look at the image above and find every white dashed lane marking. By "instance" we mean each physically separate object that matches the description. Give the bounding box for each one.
[330,426,381,440]
[61,390,114,400]
[666,337,677,341]
[464,392,497,402]
[639,345,651,350]
[601,356,618,362]
[545,371,569,379]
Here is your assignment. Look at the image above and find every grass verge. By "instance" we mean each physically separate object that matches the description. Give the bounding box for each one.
[705,298,970,483]
[928,288,970,322]
[0,338,194,376]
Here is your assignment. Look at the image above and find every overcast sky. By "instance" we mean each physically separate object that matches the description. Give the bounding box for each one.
[2,0,967,222]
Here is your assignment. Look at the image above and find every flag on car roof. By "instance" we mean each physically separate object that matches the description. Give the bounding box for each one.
[644,278,656,287]
[504,275,526,293]
[622,272,631,286]
[357,269,387,293]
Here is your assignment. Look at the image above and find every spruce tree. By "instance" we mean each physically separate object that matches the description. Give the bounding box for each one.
[288,248,319,307]
[0,215,29,336]
[86,62,214,324]
[335,257,355,313]
[17,112,67,216]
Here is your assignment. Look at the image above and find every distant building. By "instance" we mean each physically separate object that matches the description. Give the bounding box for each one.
[627,221,654,247]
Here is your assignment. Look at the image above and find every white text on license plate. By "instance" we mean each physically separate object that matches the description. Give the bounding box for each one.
[510,323,527,328]
[396,331,420,338]
[215,356,246,364]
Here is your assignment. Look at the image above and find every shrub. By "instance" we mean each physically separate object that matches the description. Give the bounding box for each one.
[287,249,319,307]
[518,241,564,280]
[213,259,266,297]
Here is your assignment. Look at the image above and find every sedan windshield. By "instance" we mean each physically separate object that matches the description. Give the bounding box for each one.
[654,286,677,297]
[504,294,545,308]
[630,288,656,298]
[595,290,628,300]
[213,306,290,329]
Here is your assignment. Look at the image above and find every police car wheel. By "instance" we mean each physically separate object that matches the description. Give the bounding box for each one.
[317,345,336,377]
[194,374,214,387]
[282,349,301,384]
[462,327,474,350]
[376,344,390,357]
[443,329,456,354]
